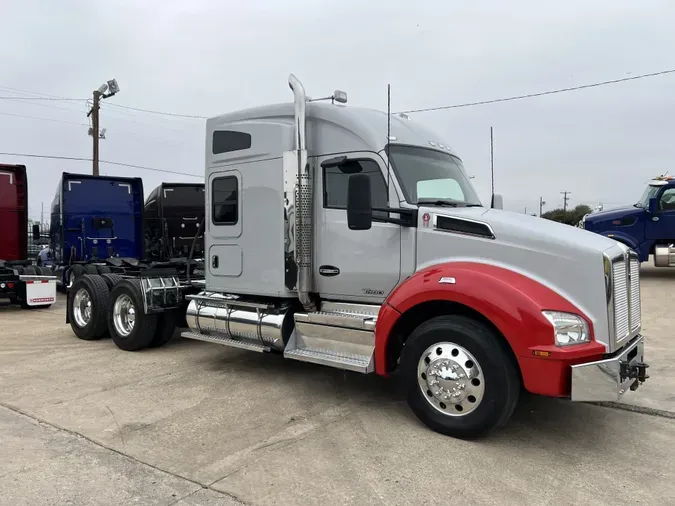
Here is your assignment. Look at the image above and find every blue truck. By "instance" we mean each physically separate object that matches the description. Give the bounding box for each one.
[44,172,205,347]
[581,175,675,266]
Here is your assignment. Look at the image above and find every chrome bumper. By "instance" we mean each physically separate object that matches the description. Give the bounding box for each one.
[571,335,648,402]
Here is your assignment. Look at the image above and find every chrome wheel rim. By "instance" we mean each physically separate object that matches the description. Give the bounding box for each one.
[113,294,135,338]
[417,342,485,417]
[72,288,92,328]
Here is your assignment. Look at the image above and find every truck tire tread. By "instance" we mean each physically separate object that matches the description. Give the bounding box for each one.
[67,275,110,340]
[148,310,178,348]
[100,273,124,289]
[107,279,157,351]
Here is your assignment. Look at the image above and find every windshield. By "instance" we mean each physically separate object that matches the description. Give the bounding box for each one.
[387,145,482,206]
[163,186,205,208]
[636,184,661,208]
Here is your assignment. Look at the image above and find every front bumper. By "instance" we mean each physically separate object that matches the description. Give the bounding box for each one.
[570,335,648,402]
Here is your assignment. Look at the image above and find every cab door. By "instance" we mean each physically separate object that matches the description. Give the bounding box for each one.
[646,186,675,240]
[314,152,401,303]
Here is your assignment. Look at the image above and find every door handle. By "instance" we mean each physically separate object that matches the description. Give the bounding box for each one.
[212,255,219,269]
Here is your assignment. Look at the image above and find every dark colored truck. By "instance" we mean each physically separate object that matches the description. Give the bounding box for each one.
[581,175,675,266]
[52,173,206,346]
[144,182,205,262]
[0,163,57,308]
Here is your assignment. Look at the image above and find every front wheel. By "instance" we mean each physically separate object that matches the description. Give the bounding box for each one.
[401,315,520,439]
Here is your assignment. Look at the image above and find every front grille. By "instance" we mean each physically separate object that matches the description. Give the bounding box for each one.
[612,258,630,342]
[630,257,641,330]
[610,251,641,349]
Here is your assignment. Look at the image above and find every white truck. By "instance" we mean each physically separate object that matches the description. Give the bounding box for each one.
[66,74,649,438]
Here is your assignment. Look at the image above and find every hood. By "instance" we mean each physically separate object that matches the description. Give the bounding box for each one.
[583,204,642,225]
[415,205,623,350]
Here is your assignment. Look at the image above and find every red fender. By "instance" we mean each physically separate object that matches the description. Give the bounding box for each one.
[374,262,605,397]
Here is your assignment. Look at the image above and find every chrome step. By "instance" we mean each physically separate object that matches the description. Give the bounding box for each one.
[283,311,376,374]
[181,331,271,353]
[284,347,373,373]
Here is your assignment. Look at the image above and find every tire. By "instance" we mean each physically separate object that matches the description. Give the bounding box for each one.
[33,266,43,275]
[100,273,124,289]
[148,310,178,348]
[40,266,53,276]
[96,265,111,274]
[107,279,157,351]
[67,265,86,289]
[400,315,520,439]
[84,264,98,275]
[14,266,24,275]
[23,266,36,275]
[67,275,110,340]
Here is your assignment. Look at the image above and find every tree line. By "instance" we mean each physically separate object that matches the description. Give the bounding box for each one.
[540,204,593,226]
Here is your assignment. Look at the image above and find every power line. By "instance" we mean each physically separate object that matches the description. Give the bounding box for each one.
[398,68,675,114]
[104,102,208,119]
[0,152,202,178]
[0,111,88,126]
[0,96,85,101]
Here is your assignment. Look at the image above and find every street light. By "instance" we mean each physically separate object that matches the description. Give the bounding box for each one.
[87,78,120,175]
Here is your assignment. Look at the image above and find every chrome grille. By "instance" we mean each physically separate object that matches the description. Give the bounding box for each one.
[630,257,641,330]
[612,258,630,342]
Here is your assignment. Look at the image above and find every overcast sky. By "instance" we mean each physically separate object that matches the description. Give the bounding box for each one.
[2,0,674,219]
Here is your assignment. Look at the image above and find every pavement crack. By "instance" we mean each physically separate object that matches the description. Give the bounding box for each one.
[105,404,126,452]
[0,402,250,505]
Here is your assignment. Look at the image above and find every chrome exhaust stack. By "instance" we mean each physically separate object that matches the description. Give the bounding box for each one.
[288,74,315,311]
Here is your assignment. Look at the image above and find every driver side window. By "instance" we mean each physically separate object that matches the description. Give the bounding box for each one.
[323,159,389,218]
[660,188,675,211]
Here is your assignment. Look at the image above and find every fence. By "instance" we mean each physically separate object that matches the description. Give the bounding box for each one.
[27,222,50,259]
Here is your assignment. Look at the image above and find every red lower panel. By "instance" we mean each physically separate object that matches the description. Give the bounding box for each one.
[518,352,605,397]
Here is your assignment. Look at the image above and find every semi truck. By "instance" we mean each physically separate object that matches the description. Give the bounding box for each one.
[64,74,649,438]
[581,175,675,267]
[144,182,205,262]
[0,163,57,309]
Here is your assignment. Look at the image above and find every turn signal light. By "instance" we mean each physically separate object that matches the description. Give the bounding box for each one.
[532,350,551,357]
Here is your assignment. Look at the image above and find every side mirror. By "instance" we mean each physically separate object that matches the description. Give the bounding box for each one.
[648,197,658,214]
[491,194,503,210]
[32,223,40,240]
[346,174,372,230]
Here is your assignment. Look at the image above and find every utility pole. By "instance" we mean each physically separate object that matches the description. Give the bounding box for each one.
[561,191,571,213]
[539,196,546,216]
[524,206,527,214]
[87,79,120,176]
[40,202,43,227]
[91,90,101,176]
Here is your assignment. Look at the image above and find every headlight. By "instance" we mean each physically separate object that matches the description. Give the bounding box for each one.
[542,311,590,346]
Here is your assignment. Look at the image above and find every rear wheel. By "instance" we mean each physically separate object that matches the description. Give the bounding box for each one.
[96,265,111,274]
[148,311,178,348]
[66,265,86,289]
[107,279,157,351]
[100,273,124,289]
[67,275,110,340]
[401,315,520,439]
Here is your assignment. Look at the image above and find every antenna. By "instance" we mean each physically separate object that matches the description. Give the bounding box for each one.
[490,126,495,207]
[387,84,391,191]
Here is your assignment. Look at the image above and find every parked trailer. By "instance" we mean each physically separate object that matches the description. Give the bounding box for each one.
[65,74,650,438]
[0,163,57,308]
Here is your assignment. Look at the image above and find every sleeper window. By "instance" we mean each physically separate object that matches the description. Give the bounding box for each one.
[212,176,238,225]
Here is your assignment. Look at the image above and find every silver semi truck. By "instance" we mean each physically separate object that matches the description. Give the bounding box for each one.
[66,74,649,438]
